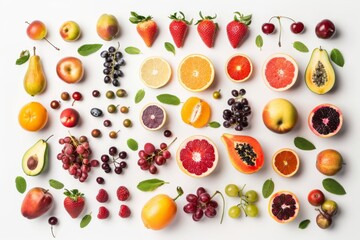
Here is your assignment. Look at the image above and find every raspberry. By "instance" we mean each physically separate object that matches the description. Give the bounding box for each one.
[97,206,109,219]
[96,188,109,203]
[117,186,130,201]
[119,204,131,218]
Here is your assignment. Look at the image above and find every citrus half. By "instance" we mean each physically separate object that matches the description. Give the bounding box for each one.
[272,148,300,177]
[225,54,253,82]
[140,57,172,88]
[140,103,167,131]
[269,191,300,223]
[181,97,211,128]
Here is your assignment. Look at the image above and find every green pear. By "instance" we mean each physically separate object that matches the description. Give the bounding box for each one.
[23,47,46,96]
[96,14,120,41]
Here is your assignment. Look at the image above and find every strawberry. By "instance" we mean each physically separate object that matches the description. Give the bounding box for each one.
[96,188,109,203]
[97,206,109,219]
[119,204,131,218]
[169,12,193,48]
[116,186,130,201]
[63,189,85,218]
[129,11,158,47]
[195,12,218,48]
[226,12,252,48]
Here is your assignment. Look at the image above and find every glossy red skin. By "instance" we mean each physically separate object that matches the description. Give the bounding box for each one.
[21,187,53,219]
[197,20,217,48]
[315,19,336,39]
[308,189,325,206]
[169,20,189,48]
[60,108,80,128]
[56,57,84,84]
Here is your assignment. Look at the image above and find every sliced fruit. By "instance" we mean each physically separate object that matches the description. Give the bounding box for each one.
[140,103,167,131]
[305,48,335,94]
[272,148,299,177]
[181,97,211,128]
[176,135,218,178]
[221,134,264,174]
[269,191,299,223]
[18,101,48,132]
[140,57,172,88]
[225,54,253,82]
[308,103,343,137]
[262,53,298,91]
[178,54,214,92]
[22,138,49,176]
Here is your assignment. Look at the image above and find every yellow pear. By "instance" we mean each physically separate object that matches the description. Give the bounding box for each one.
[23,47,46,96]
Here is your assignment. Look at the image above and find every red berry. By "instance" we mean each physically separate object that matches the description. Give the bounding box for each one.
[290,22,305,34]
[97,206,109,219]
[116,186,130,201]
[96,189,109,203]
[262,23,275,34]
[119,204,131,218]
[72,91,82,101]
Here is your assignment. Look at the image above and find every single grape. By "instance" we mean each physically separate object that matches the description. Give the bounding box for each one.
[103,120,112,127]
[116,89,127,97]
[109,146,118,156]
[92,90,100,97]
[123,119,132,128]
[101,154,110,162]
[183,203,197,214]
[144,143,156,155]
[228,205,241,218]
[205,206,217,218]
[106,90,115,99]
[118,151,127,159]
[115,167,122,174]
[163,130,172,137]
[231,89,239,97]
[149,164,157,174]
[225,184,240,197]
[96,177,105,184]
[244,204,259,217]
[162,150,171,159]
[245,190,259,203]
[119,161,127,168]
[239,88,246,96]
[192,208,204,221]
[186,194,198,203]
[196,187,206,197]
[199,192,211,203]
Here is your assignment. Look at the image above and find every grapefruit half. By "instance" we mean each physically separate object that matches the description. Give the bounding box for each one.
[225,54,253,82]
[140,103,167,131]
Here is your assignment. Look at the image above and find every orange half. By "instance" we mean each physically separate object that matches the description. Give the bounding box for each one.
[181,97,211,128]
[272,148,299,177]
[226,54,253,82]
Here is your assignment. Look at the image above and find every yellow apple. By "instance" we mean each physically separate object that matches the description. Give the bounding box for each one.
[96,14,120,41]
[262,98,298,133]
[56,57,84,84]
[59,21,81,41]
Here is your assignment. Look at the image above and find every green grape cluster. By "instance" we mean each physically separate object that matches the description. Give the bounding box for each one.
[225,184,259,218]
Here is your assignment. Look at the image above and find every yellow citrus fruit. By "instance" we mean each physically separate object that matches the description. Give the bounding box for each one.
[178,54,215,92]
[140,57,172,88]
[141,194,177,230]
[18,101,48,131]
[181,97,211,128]
[272,148,300,177]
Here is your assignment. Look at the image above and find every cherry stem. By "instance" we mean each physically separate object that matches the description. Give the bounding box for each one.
[276,16,282,47]
[268,16,295,23]
[50,225,55,238]
[173,186,184,201]
[211,190,225,224]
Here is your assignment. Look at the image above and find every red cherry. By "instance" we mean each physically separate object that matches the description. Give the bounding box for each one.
[315,19,336,39]
[50,100,60,109]
[72,92,82,101]
[262,23,275,34]
[290,22,305,34]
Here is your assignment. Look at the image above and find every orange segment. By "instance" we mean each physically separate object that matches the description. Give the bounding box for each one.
[181,97,211,128]
[140,57,172,88]
[226,54,253,82]
[178,54,214,92]
[272,148,299,177]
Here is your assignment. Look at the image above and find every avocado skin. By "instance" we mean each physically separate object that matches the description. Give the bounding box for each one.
[22,139,48,176]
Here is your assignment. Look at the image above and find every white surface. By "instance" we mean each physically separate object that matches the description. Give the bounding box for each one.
[1,0,359,239]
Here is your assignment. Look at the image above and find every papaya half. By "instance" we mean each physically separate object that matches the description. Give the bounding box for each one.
[305,47,335,94]
[221,133,264,174]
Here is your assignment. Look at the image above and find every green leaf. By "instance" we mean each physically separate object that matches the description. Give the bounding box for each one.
[137,178,169,192]
[125,46,141,55]
[165,42,176,55]
[156,94,180,105]
[16,50,30,65]
[299,219,311,229]
[208,121,221,128]
[15,176,27,194]
[255,35,263,50]
[293,41,309,52]
[322,178,346,195]
[49,179,64,190]
[135,89,145,104]
[262,178,274,198]
[294,137,316,150]
[80,213,92,228]
[330,48,345,67]
[77,44,103,56]
[127,138,138,151]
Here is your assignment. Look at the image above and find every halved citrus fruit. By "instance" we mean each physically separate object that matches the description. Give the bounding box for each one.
[18,101,48,132]
[269,191,299,223]
[140,103,167,131]
[176,135,218,178]
[178,54,214,92]
[181,97,211,128]
[262,53,298,91]
[140,57,172,88]
[225,54,253,82]
[272,148,300,177]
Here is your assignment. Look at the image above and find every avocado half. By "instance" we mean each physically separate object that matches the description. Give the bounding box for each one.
[22,139,49,176]
[305,47,335,94]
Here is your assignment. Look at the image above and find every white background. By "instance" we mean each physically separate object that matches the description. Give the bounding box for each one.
[0,0,359,239]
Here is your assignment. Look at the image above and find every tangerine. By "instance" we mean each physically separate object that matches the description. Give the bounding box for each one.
[272,148,300,177]
[181,97,211,128]
[18,101,48,131]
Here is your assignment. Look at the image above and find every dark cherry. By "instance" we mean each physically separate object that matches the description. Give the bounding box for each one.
[50,100,60,109]
[96,177,105,184]
[92,90,100,97]
[262,23,275,34]
[315,19,336,39]
[290,22,305,34]
[164,130,172,137]
[48,216,58,225]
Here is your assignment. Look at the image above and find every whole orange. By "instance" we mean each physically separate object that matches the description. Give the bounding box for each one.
[316,149,343,176]
[141,194,177,230]
[18,101,48,131]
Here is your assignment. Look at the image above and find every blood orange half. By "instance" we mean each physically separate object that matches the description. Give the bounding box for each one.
[225,54,253,82]
[269,191,299,223]
[176,135,218,178]
[262,53,298,91]
[272,148,300,177]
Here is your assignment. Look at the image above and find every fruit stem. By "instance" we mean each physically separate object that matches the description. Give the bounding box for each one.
[211,190,225,224]
[276,16,282,47]
[44,37,60,51]
[167,137,178,149]
[50,225,55,238]
[173,186,184,201]
[44,134,54,142]
[279,15,296,23]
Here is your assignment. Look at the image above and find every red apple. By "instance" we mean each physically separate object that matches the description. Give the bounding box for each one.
[60,108,80,128]
[59,21,81,41]
[262,98,298,134]
[21,187,54,219]
[308,189,325,206]
[26,20,47,40]
[56,57,84,84]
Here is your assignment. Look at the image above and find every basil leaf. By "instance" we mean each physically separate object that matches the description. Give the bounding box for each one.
[255,35,263,50]
[208,121,221,128]
[330,48,344,67]
[294,137,316,150]
[293,41,309,52]
[262,178,274,198]
[15,176,27,194]
[299,219,310,229]
[137,179,169,192]
[165,42,176,55]
[78,44,103,56]
[135,89,145,103]
[16,50,30,65]
[127,138,138,151]
[80,213,92,228]
[322,178,346,195]
[156,94,180,105]
[125,46,141,55]
[49,179,64,190]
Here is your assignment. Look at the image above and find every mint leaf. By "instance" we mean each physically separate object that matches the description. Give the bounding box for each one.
[299,219,310,229]
[165,42,176,55]
[127,138,138,151]
[330,48,344,67]
[208,121,221,128]
[156,94,180,105]
[135,89,145,104]
[125,46,141,55]
[78,44,103,56]
[137,179,169,192]
[293,41,309,52]
[262,178,274,198]
[15,176,27,194]
[80,213,92,228]
[294,137,316,150]
[322,178,346,195]
[255,35,263,50]
[49,179,64,190]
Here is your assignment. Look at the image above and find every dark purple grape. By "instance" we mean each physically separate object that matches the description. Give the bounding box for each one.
[234,102,242,110]
[101,154,110,162]
[241,121,249,127]
[112,79,120,87]
[108,46,116,53]
[119,161,127,168]
[96,177,105,184]
[223,114,231,121]
[115,167,122,174]
[223,109,232,116]
[118,151,127,159]
[163,130,172,137]
[100,51,109,58]
[235,125,243,131]
[104,76,111,83]
[227,98,235,106]
[241,98,248,105]
[231,89,239,97]
[239,88,246,96]
[229,117,236,125]
[223,121,231,128]
[109,146,118,156]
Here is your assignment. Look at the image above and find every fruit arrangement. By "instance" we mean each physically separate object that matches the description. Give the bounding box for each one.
[14,6,349,239]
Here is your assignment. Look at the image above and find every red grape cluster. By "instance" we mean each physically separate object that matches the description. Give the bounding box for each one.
[100,146,128,174]
[57,135,99,182]
[183,187,224,222]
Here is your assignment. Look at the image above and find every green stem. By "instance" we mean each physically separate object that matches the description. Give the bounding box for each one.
[173,186,183,201]
[44,134,54,142]
[211,190,225,224]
